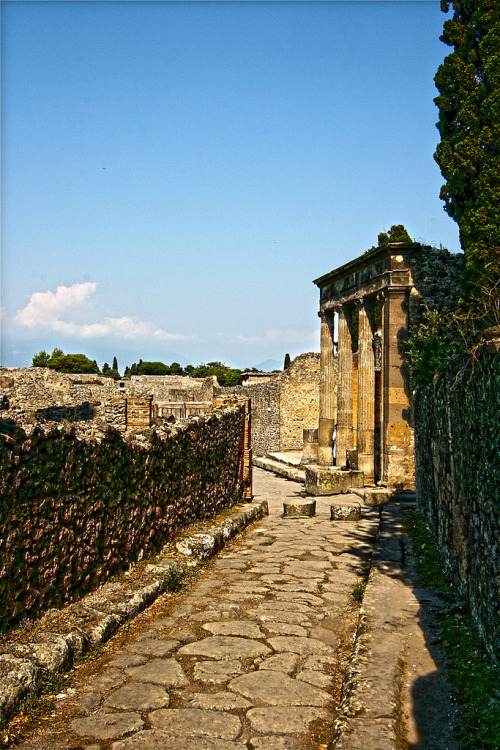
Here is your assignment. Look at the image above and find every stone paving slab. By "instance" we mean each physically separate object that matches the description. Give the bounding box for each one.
[0,498,269,723]
[12,470,380,750]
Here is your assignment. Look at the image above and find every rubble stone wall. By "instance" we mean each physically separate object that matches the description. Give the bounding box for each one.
[279,352,321,451]
[414,345,500,659]
[214,380,280,456]
[129,375,216,402]
[215,353,320,456]
[0,405,246,630]
[0,369,118,415]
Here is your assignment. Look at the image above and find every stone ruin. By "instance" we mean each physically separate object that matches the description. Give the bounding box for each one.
[305,241,419,492]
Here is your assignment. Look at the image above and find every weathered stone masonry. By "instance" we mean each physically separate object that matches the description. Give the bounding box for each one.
[0,401,248,630]
[414,345,500,660]
[314,242,418,489]
[215,352,320,456]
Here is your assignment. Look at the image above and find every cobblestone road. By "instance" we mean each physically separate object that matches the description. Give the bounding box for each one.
[17,470,379,750]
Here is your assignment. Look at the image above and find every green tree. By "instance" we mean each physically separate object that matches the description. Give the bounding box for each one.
[136,361,170,375]
[405,308,464,387]
[377,224,413,246]
[47,349,100,374]
[168,362,184,376]
[283,353,291,370]
[188,361,241,385]
[112,356,118,372]
[32,350,50,367]
[102,362,111,374]
[434,0,500,323]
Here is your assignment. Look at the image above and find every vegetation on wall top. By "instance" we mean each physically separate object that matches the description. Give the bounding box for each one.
[31,350,266,386]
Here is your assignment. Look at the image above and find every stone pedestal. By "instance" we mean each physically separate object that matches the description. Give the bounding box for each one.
[305,465,364,496]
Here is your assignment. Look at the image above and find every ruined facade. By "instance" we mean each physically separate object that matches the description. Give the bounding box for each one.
[0,350,320,462]
[215,352,321,456]
[314,242,418,489]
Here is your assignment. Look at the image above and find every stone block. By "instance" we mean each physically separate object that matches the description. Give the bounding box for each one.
[301,430,319,464]
[176,532,224,560]
[304,466,364,496]
[283,500,316,517]
[330,503,361,521]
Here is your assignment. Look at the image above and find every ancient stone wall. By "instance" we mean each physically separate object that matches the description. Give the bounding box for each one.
[0,368,117,415]
[215,353,321,456]
[214,379,280,456]
[128,375,216,402]
[279,352,321,451]
[414,345,500,659]
[0,402,246,630]
[0,369,219,434]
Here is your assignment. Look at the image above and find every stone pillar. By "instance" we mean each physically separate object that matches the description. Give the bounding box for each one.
[357,298,375,484]
[318,312,336,464]
[381,289,414,488]
[336,305,354,467]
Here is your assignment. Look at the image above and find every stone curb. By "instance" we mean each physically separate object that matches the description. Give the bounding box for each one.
[0,499,268,722]
[252,456,306,482]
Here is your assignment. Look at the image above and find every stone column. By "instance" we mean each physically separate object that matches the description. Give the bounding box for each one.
[357,298,375,483]
[318,312,336,464]
[381,289,414,488]
[336,305,354,467]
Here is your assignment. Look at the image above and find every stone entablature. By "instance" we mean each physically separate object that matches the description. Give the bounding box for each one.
[313,242,418,489]
[315,241,420,309]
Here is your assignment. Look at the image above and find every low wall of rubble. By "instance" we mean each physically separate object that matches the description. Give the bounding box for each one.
[414,344,500,659]
[0,403,247,630]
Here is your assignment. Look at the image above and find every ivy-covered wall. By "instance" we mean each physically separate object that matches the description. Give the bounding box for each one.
[414,345,500,659]
[0,406,246,631]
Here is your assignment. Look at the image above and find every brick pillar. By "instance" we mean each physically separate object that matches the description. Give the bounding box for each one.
[318,312,336,464]
[336,305,354,467]
[357,298,375,484]
[381,289,414,488]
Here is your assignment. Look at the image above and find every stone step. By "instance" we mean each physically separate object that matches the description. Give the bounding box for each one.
[350,487,417,506]
[253,456,306,483]
[266,451,303,467]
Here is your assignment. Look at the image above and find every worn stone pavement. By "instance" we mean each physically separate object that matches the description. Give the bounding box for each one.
[15,469,379,750]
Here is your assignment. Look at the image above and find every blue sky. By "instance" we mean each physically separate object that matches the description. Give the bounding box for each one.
[1,0,460,370]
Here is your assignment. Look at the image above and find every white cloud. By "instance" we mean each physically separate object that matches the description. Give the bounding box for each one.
[14,282,187,341]
[14,282,97,328]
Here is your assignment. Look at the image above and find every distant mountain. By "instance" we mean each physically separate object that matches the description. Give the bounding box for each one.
[255,359,282,372]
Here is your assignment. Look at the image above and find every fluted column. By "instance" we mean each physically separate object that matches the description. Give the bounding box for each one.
[336,305,354,467]
[381,289,414,487]
[318,311,336,464]
[357,298,375,483]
